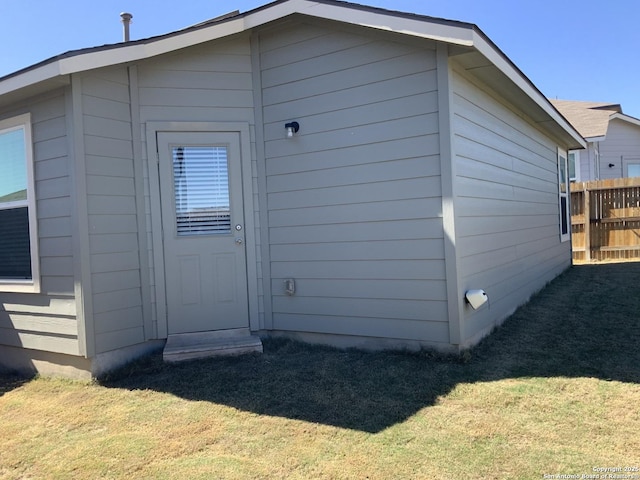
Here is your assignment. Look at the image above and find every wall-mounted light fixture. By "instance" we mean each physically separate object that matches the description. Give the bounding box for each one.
[285,121,299,138]
[608,163,615,168]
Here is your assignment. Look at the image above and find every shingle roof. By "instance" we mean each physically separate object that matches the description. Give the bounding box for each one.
[550,99,621,139]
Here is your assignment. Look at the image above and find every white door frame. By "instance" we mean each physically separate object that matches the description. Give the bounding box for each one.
[146,122,259,339]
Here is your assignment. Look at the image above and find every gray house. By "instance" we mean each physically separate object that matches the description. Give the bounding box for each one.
[551,100,640,181]
[0,0,584,378]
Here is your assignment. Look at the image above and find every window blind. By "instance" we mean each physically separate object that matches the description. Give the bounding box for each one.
[172,146,231,236]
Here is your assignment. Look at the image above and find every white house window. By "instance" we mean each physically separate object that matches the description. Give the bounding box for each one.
[568,151,579,182]
[558,148,570,242]
[0,114,39,292]
[623,157,640,178]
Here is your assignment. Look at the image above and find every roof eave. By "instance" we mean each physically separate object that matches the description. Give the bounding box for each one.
[469,30,585,149]
[285,1,585,148]
[610,112,640,128]
[0,0,586,148]
[0,0,476,99]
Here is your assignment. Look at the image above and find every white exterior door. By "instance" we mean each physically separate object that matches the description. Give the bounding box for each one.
[158,131,249,335]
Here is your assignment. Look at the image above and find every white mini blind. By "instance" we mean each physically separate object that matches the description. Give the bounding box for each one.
[172,146,231,236]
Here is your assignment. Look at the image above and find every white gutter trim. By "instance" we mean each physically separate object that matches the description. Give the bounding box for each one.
[61,17,247,75]
[294,0,475,46]
[0,15,249,96]
[610,112,640,128]
[0,62,64,97]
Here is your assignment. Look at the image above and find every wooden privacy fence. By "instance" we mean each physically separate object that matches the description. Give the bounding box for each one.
[571,178,640,262]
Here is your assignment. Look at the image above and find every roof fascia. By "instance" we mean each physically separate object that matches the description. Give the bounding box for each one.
[293,1,584,149]
[1,0,477,98]
[57,16,248,76]
[0,8,254,97]
[470,30,585,149]
[0,62,65,98]
[0,0,589,149]
[286,0,475,46]
[610,112,640,128]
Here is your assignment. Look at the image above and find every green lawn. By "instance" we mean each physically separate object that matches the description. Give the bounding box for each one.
[1,263,639,479]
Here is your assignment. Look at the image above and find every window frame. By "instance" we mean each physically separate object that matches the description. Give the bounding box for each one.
[558,148,571,243]
[623,156,640,178]
[0,113,40,293]
[568,150,579,182]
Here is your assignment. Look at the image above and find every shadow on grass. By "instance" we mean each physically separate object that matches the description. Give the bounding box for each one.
[0,372,34,397]
[99,262,640,433]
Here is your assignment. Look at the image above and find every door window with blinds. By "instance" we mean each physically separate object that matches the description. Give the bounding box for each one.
[172,145,231,236]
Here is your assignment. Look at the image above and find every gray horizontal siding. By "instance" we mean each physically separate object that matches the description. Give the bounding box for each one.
[260,21,447,343]
[0,91,78,355]
[270,278,447,301]
[81,69,144,353]
[273,313,450,343]
[138,37,255,122]
[451,68,571,342]
[578,145,596,181]
[599,118,640,179]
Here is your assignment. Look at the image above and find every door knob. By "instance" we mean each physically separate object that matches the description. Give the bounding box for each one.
[235,237,244,245]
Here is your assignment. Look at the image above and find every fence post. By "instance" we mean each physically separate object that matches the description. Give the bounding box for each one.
[583,184,590,262]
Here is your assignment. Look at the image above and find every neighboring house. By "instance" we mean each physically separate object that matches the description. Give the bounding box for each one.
[550,100,640,181]
[0,0,584,378]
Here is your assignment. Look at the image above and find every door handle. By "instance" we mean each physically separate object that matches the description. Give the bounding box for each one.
[235,237,244,245]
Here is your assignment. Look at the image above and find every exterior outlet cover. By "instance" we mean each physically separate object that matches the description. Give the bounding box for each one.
[284,279,296,296]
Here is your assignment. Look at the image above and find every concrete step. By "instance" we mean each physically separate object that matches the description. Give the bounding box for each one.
[163,329,263,363]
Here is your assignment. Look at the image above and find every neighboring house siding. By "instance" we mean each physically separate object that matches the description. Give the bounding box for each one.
[136,35,259,334]
[0,90,78,354]
[599,118,640,179]
[452,68,570,343]
[80,68,144,353]
[578,143,597,182]
[259,22,448,344]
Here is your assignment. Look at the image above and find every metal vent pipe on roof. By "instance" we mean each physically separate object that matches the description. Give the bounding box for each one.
[120,12,133,42]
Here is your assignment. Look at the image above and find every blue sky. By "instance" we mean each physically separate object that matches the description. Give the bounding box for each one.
[2,0,639,118]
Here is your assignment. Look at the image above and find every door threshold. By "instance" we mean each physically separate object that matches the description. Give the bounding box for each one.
[163,329,263,362]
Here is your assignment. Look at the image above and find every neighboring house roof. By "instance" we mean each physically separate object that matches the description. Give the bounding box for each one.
[550,99,640,141]
[610,112,640,129]
[0,0,584,148]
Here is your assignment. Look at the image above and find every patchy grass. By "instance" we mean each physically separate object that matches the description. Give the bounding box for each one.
[1,263,639,479]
